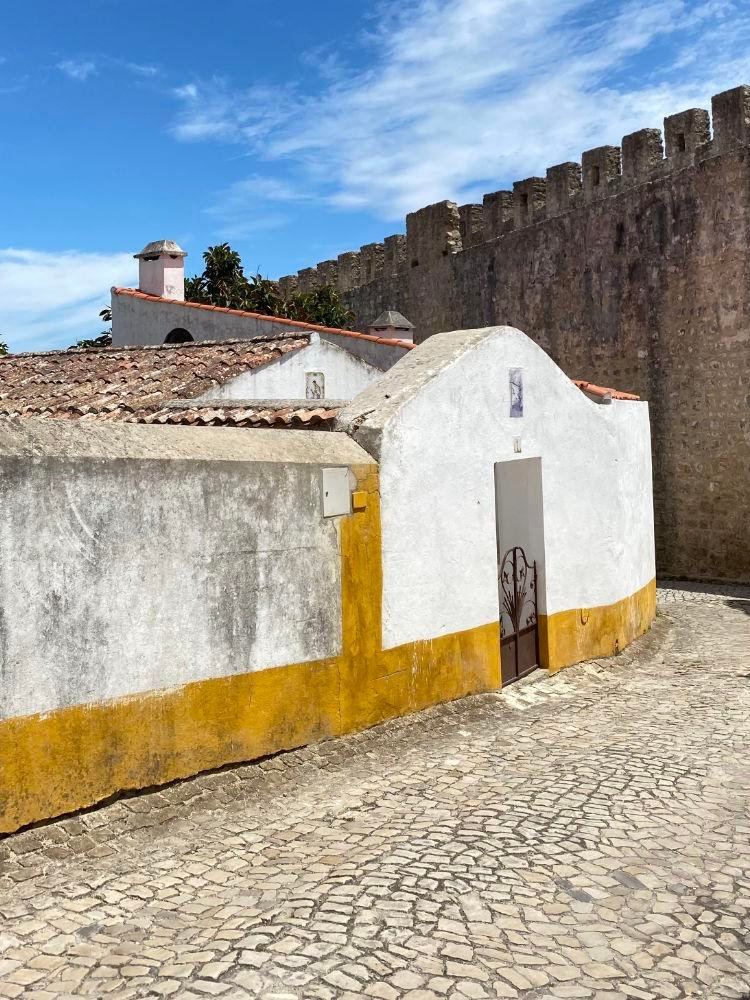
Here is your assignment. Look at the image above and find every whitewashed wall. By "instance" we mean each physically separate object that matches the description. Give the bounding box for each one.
[198,335,382,402]
[339,326,655,650]
[111,293,408,371]
[0,420,373,721]
[111,292,309,346]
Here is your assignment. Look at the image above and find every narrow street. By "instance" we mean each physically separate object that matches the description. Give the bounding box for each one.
[1,585,749,1000]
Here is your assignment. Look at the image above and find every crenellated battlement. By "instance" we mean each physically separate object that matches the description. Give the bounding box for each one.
[274,85,750,587]
[278,85,750,295]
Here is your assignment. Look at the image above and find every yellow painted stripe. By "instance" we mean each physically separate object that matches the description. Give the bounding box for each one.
[538,578,656,672]
[0,461,655,835]
[0,467,500,835]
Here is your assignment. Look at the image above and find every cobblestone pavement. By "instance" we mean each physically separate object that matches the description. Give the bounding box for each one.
[0,584,749,1000]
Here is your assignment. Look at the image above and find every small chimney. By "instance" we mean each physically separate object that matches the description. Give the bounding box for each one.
[368,308,415,343]
[134,240,187,300]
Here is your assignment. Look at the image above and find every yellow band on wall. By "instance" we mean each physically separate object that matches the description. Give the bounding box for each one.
[0,464,655,835]
[538,578,656,672]
[0,467,500,835]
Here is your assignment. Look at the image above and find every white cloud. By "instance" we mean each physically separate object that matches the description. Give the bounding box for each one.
[0,76,28,96]
[56,57,160,84]
[57,59,97,82]
[218,175,307,204]
[0,56,28,95]
[171,0,750,221]
[172,77,295,143]
[123,61,159,77]
[0,249,137,352]
[203,175,310,240]
[174,83,198,102]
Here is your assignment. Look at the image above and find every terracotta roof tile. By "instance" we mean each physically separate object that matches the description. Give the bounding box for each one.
[0,338,310,420]
[132,401,343,430]
[0,335,639,430]
[572,379,640,401]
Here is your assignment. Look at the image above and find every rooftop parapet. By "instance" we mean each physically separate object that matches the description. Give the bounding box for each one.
[546,163,582,217]
[383,235,406,276]
[483,190,513,240]
[458,204,484,248]
[281,83,750,292]
[582,145,621,202]
[406,200,462,268]
[622,129,663,183]
[513,178,546,227]
[337,251,361,292]
[360,243,385,283]
[711,85,750,152]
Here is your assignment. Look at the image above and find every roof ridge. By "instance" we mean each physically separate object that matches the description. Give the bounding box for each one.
[161,397,351,411]
[112,287,415,350]
[2,336,311,360]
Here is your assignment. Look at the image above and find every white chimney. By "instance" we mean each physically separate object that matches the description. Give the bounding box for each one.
[134,240,187,300]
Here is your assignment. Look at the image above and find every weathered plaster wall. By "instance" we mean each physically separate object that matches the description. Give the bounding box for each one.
[110,294,408,375]
[0,418,501,834]
[197,334,382,402]
[283,86,750,582]
[319,331,406,372]
[0,420,364,721]
[337,326,655,663]
[111,292,308,346]
[0,327,656,833]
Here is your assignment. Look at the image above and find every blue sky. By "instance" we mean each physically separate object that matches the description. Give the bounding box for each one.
[1,0,749,351]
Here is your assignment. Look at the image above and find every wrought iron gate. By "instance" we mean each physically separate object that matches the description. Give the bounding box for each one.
[499,546,539,685]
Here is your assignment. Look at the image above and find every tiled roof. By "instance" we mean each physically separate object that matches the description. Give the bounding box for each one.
[0,338,309,420]
[112,288,416,350]
[0,334,639,430]
[133,400,345,430]
[572,380,640,402]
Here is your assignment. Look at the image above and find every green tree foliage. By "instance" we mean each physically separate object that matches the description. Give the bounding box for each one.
[285,285,355,329]
[73,245,355,353]
[0,342,8,356]
[185,243,249,309]
[70,308,112,349]
[185,243,354,329]
[70,333,112,349]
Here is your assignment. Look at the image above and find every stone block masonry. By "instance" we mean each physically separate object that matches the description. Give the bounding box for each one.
[280,85,750,583]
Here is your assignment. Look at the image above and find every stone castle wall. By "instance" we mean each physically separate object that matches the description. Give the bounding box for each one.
[279,86,750,583]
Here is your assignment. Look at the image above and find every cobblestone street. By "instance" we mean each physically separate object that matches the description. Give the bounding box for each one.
[1,586,749,1000]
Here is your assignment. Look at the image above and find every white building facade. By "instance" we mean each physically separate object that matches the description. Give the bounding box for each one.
[338,324,656,676]
[109,241,414,401]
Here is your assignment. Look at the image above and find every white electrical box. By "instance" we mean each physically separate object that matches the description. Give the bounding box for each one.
[322,467,352,517]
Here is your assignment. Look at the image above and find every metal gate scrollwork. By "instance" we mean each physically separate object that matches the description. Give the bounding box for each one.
[499,545,540,684]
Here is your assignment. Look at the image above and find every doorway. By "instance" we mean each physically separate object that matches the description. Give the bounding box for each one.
[494,458,545,685]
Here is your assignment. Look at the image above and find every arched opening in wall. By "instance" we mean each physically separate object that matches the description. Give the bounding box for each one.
[164,328,193,344]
